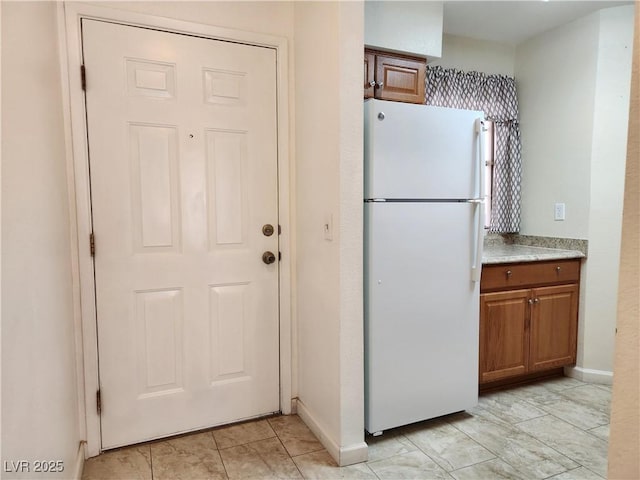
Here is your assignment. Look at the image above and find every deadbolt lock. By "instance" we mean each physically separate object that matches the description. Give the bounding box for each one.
[262,224,275,236]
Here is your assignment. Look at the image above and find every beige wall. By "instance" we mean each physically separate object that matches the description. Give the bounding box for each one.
[608,4,639,478]
[583,5,635,375]
[516,13,599,240]
[294,1,366,466]
[432,34,515,76]
[336,1,366,458]
[1,2,81,477]
[98,1,295,39]
[293,0,341,455]
[516,6,634,379]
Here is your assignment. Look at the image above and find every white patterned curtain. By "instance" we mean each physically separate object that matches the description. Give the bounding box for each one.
[425,66,522,233]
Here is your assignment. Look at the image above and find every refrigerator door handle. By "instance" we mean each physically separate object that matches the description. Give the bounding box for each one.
[471,118,487,282]
[470,199,485,282]
[475,118,487,200]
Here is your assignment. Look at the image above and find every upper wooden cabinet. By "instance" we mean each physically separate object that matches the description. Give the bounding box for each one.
[364,49,426,105]
[364,51,375,99]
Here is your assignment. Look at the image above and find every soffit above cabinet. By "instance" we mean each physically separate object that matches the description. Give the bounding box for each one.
[364,1,443,59]
[444,1,633,46]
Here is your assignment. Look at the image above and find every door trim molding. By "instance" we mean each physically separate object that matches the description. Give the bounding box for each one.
[57,2,292,457]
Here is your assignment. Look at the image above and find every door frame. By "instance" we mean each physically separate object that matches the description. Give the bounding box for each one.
[57,2,293,457]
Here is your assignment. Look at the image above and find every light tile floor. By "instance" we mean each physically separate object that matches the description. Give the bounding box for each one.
[83,376,611,479]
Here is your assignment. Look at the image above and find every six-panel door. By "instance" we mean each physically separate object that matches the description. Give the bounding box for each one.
[83,19,280,448]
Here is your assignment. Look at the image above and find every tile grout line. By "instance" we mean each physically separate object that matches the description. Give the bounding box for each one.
[148,444,154,480]
[210,431,231,480]
[514,391,611,432]
[580,464,608,480]
[512,412,608,474]
[517,408,610,439]
[450,411,584,478]
[444,415,550,479]
[408,423,498,473]
[267,416,337,479]
[447,456,504,475]
[398,431,454,473]
[368,462,383,480]
[289,447,327,459]
[272,434,306,479]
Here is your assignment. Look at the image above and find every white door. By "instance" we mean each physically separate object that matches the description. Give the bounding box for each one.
[82,19,280,448]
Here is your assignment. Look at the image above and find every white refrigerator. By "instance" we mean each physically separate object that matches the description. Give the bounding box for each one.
[364,99,485,435]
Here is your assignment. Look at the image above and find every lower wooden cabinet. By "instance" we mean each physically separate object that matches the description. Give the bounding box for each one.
[479,289,530,383]
[480,260,580,386]
[529,284,579,372]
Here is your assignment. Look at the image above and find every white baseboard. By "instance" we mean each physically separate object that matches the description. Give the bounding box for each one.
[339,441,370,466]
[565,366,613,385]
[72,442,85,480]
[296,399,368,466]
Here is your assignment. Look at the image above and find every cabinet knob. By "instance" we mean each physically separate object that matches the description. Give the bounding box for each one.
[556,266,562,272]
[528,298,534,305]
[375,81,384,89]
[506,270,512,277]
[534,298,540,303]
[369,81,376,87]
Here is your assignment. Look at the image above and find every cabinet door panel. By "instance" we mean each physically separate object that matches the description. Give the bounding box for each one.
[375,54,425,104]
[530,284,578,371]
[480,289,530,383]
[364,51,375,99]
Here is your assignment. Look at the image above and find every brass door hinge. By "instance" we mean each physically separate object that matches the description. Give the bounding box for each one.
[81,65,86,91]
[90,233,95,256]
[96,389,102,415]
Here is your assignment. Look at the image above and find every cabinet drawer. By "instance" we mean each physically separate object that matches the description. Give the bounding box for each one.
[481,260,581,291]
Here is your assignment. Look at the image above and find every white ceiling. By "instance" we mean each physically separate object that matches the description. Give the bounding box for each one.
[443,1,634,45]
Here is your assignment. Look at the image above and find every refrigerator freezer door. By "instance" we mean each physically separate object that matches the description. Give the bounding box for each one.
[364,99,483,200]
[364,202,480,433]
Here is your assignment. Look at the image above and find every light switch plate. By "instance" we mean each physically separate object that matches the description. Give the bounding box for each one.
[324,214,333,241]
[554,203,566,221]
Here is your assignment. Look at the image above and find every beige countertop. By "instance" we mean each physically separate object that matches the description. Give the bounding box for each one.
[482,244,586,265]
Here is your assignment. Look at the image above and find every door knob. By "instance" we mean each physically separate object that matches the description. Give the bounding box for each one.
[262,251,276,265]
